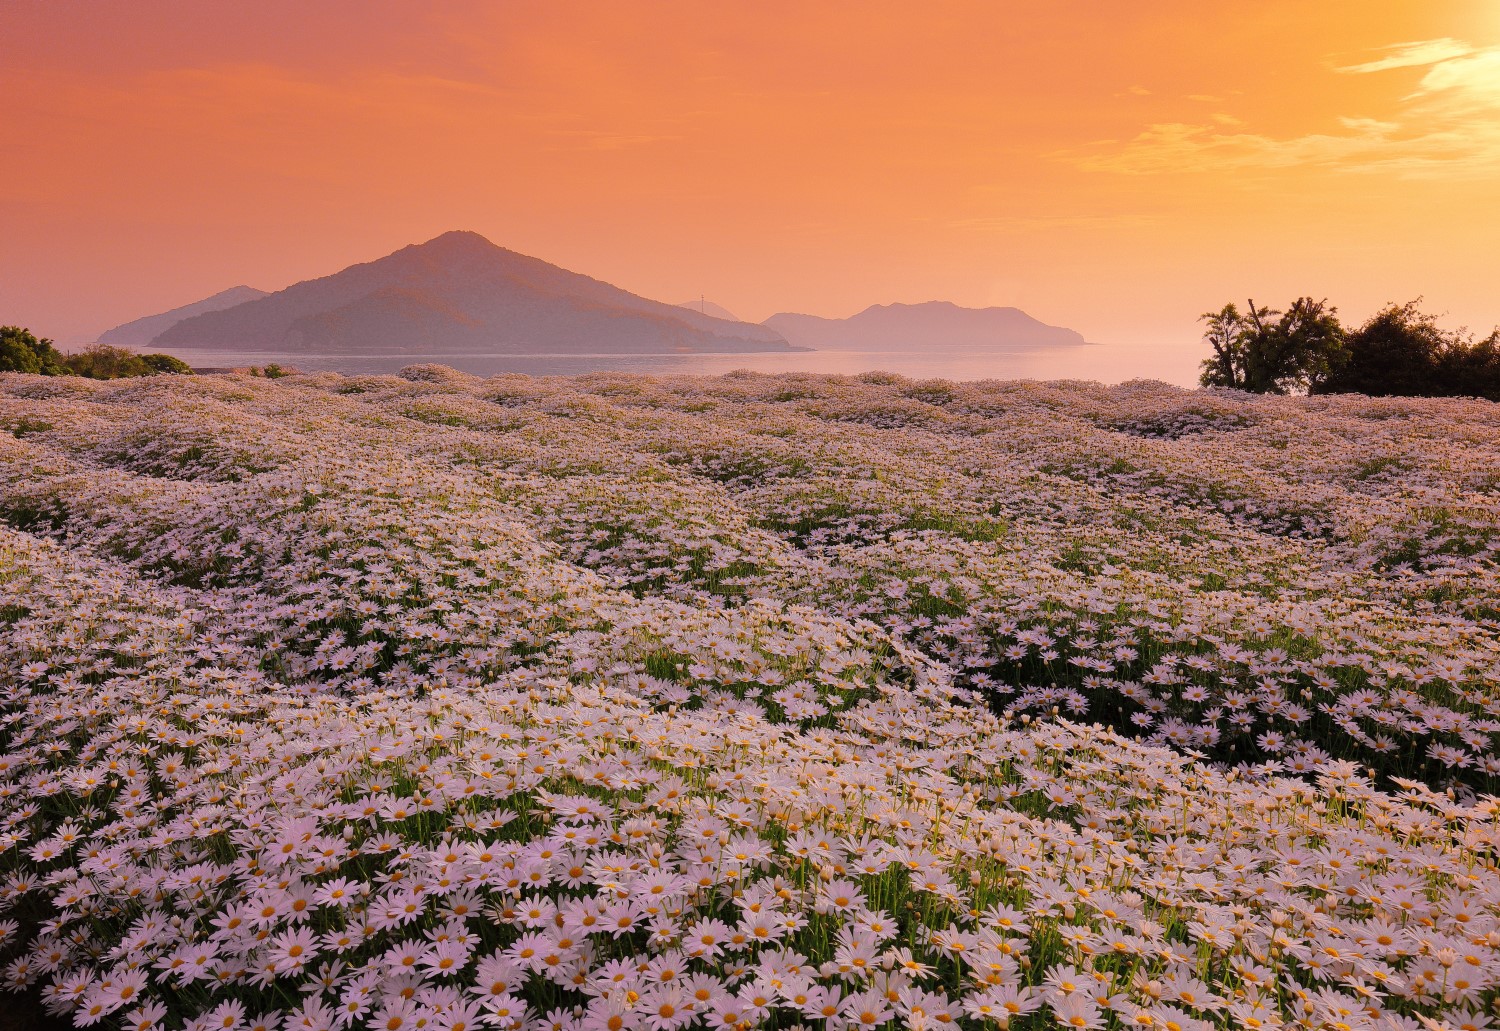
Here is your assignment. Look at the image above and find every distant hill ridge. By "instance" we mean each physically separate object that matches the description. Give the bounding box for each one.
[676,300,739,322]
[149,231,797,354]
[764,300,1089,350]
[98,285,269,347]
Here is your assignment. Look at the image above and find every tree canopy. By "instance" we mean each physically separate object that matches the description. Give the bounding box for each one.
[0,326,68,375]
[1201,299,1500,401]
[1316,301,1500,400]
[1198,298,1346,394]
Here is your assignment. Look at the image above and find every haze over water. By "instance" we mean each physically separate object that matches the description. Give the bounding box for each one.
[158,341,1192,385]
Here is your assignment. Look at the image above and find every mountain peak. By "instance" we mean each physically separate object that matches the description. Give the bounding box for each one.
[148,236,795,355]
[393,230,508,263]
[417,229,497,249]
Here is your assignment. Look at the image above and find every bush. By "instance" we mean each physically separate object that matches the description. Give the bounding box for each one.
[0,333,196,380]
[60,343,152,379]
[139,353,193,374]
[66,345,192,379]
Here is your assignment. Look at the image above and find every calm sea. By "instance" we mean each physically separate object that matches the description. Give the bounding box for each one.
[155,342,1199,387]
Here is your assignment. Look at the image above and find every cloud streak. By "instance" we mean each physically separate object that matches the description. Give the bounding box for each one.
[1067,39,1500,179]
[1411,48,1500,108]
[1333,38,1475,74]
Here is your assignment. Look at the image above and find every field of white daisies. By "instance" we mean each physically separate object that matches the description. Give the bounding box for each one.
[1,365,1499,1031]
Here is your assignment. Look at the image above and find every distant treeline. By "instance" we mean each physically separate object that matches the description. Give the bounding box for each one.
[0,326,192,378]
[1200,298,1500,400]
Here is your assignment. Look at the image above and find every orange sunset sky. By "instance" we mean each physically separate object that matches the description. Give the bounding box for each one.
[4,0,1499,374]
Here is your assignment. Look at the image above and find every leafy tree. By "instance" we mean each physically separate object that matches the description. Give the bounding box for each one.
[0,326,68,375]
[1317,300,1500,401]
[1198,298,1346,394]
[1318,301,1444,397]
[139,353,193,374]
[0,332,42,375]
[1439,330,1500,400]
[1198,304,1250,391]
[1274,297,1349,393]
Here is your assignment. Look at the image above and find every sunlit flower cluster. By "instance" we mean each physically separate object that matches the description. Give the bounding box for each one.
[1,367,1497,1031]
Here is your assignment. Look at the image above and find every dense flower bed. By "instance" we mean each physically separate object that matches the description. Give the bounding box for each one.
[1,367,1498,1031]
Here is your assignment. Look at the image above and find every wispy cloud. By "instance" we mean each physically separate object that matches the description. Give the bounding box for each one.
[1333,38,1475,74]
[1410,47,1500,107]
[1066,121,1406,175]
[1065,39,1500,179]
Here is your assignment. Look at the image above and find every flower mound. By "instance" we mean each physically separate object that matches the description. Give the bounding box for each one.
[1,367,1498,1031]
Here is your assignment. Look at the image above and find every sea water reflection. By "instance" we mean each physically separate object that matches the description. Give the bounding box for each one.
[159,342,1198,386]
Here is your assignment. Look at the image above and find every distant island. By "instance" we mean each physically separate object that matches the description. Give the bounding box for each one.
[98,236,1098,359]
[764,301,1090,350]
[134,232,799,355]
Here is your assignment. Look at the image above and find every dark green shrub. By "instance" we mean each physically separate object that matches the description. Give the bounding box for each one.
[140,353,193,375]
[61,344,151,379]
